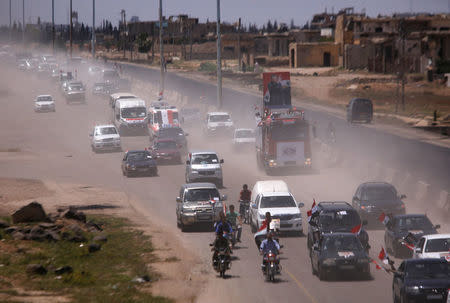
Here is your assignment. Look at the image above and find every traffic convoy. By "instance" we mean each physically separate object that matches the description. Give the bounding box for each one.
[12,52,450,302]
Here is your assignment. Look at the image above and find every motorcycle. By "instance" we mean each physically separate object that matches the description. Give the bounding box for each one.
[239,200,250,224]
[213,246,231,278]
[262,250,281,282]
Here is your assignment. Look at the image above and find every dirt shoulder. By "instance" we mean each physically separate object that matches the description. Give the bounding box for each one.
[0,178,205,303]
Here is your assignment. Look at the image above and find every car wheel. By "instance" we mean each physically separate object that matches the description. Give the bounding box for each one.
[180,222,187,232]
[311,258,317,275]
[392,287,399,303]
[318,264,327,281]
[217,180,223,188]
[125,170,130,178]
[250,219,256,233]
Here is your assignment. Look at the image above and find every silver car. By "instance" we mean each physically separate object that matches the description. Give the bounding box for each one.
[90,124,121,153]
[176,183,226,231]
[185,151,224,188]
[34,95,55,112]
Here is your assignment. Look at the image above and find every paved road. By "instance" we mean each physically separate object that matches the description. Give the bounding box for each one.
[0,61,448,303]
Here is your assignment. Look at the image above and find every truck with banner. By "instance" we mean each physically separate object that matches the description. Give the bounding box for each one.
[256,72,312,173]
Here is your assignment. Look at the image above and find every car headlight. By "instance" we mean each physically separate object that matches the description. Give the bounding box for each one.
[406,286,420,294]
[323,259,336,266]
[357,258,369,264]
[305,158,312,165]
[269,159,277,167]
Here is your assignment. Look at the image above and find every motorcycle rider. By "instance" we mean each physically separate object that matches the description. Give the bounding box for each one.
[211,231,231,269]
[260,231,281,273]
[215,211,233,236]
[226,204,242,243]
[239,184,252,221]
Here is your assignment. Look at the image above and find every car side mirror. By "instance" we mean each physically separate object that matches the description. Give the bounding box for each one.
[220,159,224,164]
[400,194,407,199]
[176,197,182,203]
[435,224,441,229]
[353,196,359,201]
[251,203,257,209]
[413,247,421,254]
[221,194,227,201]
[362,220,368,226]
[298,202,305,208]
[186,160,190,165]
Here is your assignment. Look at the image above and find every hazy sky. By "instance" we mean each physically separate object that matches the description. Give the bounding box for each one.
[0,0,449,28]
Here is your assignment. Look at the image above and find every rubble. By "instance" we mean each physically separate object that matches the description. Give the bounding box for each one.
[12,201,47,223]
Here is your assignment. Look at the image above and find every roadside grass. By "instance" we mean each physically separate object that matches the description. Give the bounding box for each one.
[0,148,21,152]
[0,215,173,303]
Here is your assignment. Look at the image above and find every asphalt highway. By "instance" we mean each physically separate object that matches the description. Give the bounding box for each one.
[1,61,448,303]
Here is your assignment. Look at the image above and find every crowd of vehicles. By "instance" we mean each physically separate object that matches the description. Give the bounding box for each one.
[11,50,448,299]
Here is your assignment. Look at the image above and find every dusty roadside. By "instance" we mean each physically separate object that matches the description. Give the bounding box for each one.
[0,178,205,303]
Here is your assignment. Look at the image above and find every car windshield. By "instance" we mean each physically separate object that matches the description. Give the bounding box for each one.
[362,186,397,202]
[95,127,117,136]
[37,96,52,102]
[155,141,177,149]
[127,152,152,161]
[397,216,433,230]
[319,210,361,230]
[209,114,230,122]
[270,123,308,140]
[159,128,183,138]
[260,196,296,208]
[235,130,255,138]
[121,107,146,118]
[322,236,363,252]
[424,238,450,253]
[406,262,449,279]
[69,85,83,91]
[185,188,220,202]
[191,154,219,164]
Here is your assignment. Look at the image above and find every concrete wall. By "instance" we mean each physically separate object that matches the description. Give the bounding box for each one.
[289,42,339,67]
[345,44,375,69]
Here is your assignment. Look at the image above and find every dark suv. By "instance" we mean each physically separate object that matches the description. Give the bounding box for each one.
[352,182,406,228]
[307,201,369,251]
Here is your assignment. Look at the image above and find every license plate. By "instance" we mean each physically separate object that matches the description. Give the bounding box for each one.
[427,294,443,300]
[340,265,354,270]
[197,214,211,220]
[138,168,148,172]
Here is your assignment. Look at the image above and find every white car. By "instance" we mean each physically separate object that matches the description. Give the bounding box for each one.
[90,124,121,153]
[413,234,450,261]
[233,128,255,148]
[250,191,304,235]
[205,112,234,136]
[34,95,55,112]
[185,151,224,188]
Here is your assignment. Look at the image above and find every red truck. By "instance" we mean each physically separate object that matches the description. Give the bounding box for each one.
[256,72,312,173]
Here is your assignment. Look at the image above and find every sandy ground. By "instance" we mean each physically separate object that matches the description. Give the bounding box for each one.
[0,177,205,303]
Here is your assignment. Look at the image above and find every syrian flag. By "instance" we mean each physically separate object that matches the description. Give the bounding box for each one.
[307,199,318,222]
[351,223,362,235]
[379,212,390,225]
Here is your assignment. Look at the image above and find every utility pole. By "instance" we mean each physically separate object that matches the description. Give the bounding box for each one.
[92,0,95,59]
[22,0,25,44]
[70,0,73,59]
[52,0,55,53]
[121,9,126,59]
[216,0,222,109]
[237,17,241,71]
[159,0,164,96]
[399,19,406,111]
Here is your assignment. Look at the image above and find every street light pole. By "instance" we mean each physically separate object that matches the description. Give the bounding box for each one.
[92,0,95,59]
[52,0,55,54]
[9,0,11,41]
[22,0,25,44]
[70,0,73,59]
[159,0,164,96]
[216,0,222,109]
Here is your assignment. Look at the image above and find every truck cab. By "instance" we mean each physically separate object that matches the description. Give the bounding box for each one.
[113,98,148,135]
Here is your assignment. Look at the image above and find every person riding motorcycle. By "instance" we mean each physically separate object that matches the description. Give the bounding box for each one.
[215,211,233,236]
[260,232,281,273]
[226,204,242,243]
[211,232,232,269]
[239,184,252,222]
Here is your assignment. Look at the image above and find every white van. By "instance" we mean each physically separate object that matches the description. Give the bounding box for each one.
[110,92,137,108]
[249,180,304,234]
[113,98,148,135]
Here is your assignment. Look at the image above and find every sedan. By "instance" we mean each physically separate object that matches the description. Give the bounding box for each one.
[150,139,182,164]
[384,214,440,258]
[121,150,158,177]
[34,95,55,112]
[310,233,371,281]
[392,259,449,303]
